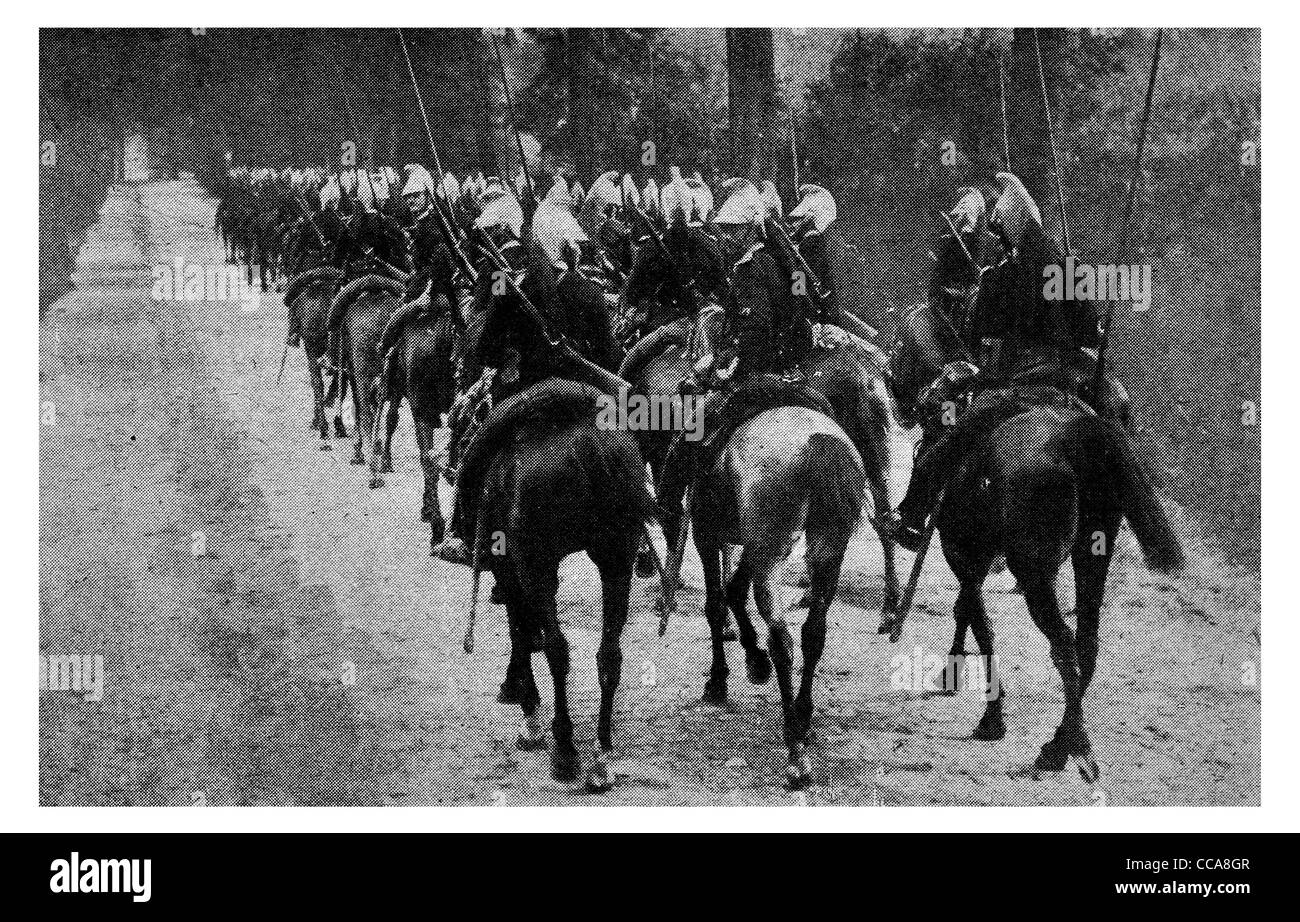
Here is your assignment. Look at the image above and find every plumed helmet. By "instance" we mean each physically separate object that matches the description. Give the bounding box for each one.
[440,172,461,205]
[544,175,574,210]
[949,186,987,237]
[661,167,691,226]
[579,171,623,235]
[713,178,765,226]
[531,201,590,267]
[759,180,784,222]
[569,180,585,205]
[685,177,713,225]
[402,164,436,199]
[621,174,641,212]
[789,184,837,233]
[319,175,342,210]
[991,172,1042,249]
[474,183,525,239]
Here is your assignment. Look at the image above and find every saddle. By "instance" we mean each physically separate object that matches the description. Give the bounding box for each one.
[378,293,454,357]
[698,373,835,457]
[454,377,606,553]
[282,267,343,307]
[327,273,405,333]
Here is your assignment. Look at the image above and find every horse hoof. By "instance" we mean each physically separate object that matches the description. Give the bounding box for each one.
[1073,751,1101,786]
[1034,742,1070,773]
[721,623,738,642]
[381,462,395,474]
[516,715,546,749]
[369,477,384,489]
[334,422,348,438]
[972,715,1006,741]
[551,748,580,783]
[498,679,525,705]
[702,678,728,705]
[351,456,365,466]
[635,550,655,579]
[785,755,813,790]
[586,754,613,793]
[746,650,772,686]
[320,442,332,451]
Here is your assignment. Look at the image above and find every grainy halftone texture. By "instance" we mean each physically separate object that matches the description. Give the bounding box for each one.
[40,28,1258,806]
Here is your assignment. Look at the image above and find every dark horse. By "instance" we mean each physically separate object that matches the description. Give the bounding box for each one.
[329,275,404,479]
[886,301,1184,780]
[461,379,650,790]
[620,307,902,615]
[284,267,346,448]
[374,297,461,549]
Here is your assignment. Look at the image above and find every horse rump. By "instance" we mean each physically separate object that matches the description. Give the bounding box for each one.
[803,431,866,559]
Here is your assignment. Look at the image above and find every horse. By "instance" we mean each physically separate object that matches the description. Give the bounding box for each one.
[694,405,865,788]
[329,275,404,476]
[284,267,346,447]
[463,379,651,790]
[886,299,1184,780]
[374,298,461,550]
[620,306,901,616]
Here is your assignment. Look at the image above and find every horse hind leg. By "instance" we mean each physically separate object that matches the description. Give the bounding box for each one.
[1072,515,1120,697]
[725,549,770,685]
[1019,578,1096,782]
[751,552,808,788]
[695,533,730,705]
[959,583,1005,739]
[588,546,636,792]
[382,394,400,474]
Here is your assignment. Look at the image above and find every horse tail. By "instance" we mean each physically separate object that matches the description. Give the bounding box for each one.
[805,432,865,550]
[1100,418,1186,574]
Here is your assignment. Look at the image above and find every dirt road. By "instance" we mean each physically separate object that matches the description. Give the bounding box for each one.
[39,179,1261,806]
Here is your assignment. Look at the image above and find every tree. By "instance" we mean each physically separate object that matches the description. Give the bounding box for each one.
[725,28,778,183]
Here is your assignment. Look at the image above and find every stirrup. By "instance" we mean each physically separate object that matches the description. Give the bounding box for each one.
[433,536,473,567]
[875,510,927,553]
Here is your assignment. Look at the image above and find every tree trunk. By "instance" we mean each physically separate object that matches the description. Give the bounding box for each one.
[566,28,599,182]
[725,28,778,185]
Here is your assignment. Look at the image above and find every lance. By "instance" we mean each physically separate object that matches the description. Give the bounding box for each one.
[1093,28,1162,404]
[488,30,537,224]
[396,28,479,286]
[1034,29,1070,256]
[999,54,1012,172]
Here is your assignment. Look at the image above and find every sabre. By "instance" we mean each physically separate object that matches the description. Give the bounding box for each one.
[882,486,946,643]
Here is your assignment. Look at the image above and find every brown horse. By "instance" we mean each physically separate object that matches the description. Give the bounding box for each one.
[886,301,1183,780]
[465,380,650,789]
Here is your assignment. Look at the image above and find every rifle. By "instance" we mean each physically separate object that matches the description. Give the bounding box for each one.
[769,219,879,343]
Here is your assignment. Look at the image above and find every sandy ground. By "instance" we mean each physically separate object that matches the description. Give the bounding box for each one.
[39,179,1261,806]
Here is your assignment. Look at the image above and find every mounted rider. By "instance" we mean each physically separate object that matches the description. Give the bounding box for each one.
[619,166,726,340]
[434,184,623,567]
[879,172,1107,551]
[927,186,988,353]
[654,178,830,540]
[282,174,348,348]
